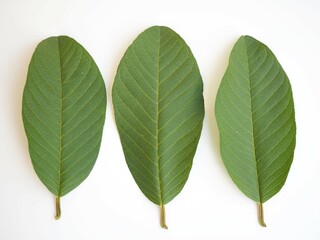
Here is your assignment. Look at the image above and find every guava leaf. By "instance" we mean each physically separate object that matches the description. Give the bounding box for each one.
[215,36,296,226]
[22,36,106,219]
[112,26,204,228]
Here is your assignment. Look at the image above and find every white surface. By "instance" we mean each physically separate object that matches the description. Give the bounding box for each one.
[1,0,320,239]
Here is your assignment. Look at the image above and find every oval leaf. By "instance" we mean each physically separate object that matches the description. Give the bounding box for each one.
[215,36,296,226]
[112,26,204,228]
[22,36,106,219]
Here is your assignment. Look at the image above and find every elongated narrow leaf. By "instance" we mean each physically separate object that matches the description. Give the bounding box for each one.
[215,36,296,226]
[112,26,204,228]
[22,36,106,219]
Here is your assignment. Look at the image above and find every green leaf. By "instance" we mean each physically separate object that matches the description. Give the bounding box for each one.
[112,26,204,228]
[22,36,106,219]
[215,36,296,226]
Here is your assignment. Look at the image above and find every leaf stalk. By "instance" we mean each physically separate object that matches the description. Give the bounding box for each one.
[257,202,266,227]
[160,204,168,229]
[55,196,61,220]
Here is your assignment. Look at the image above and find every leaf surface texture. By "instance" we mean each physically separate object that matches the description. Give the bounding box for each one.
[22,36,106,198]
[215,36,296,204]
[112,26,204,206]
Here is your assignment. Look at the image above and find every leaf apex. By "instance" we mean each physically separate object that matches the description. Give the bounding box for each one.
[239,35,257,43]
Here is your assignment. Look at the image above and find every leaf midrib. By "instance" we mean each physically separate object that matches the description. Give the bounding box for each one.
[57,38,63,197]
[156,27,164,205]
[244,38,263,203]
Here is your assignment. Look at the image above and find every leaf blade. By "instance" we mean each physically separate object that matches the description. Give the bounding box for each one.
[22,36,106,204]
[215,36,296,223]
[113,26,204,211]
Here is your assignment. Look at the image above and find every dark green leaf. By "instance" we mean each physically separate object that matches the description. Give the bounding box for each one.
[112,26,204,228]
[215,35,296,226]
[22,36,106,219]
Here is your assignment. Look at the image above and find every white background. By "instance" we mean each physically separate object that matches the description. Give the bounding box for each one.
[1,0,320,239]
